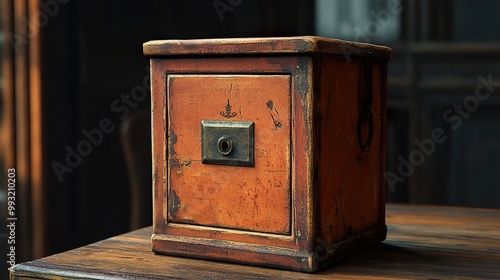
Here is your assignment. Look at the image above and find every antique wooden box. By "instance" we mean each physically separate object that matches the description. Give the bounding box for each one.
[144,36,391,272]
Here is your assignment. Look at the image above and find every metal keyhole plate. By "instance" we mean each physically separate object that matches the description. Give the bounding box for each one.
[201,120,254,167]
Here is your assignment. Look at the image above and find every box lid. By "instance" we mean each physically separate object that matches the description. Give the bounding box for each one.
[143,36,392,60]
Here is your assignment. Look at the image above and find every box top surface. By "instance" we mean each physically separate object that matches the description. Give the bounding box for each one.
[143,36,392,60]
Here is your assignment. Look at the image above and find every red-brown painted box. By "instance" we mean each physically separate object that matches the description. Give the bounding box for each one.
[144,36,391,272]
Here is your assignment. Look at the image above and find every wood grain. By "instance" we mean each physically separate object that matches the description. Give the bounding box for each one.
[143,36,392,60]
[150,57,315,269]
[316,55,385,244]
[10,204,500,279]
[147,37,391,271]
[167,74,291,234]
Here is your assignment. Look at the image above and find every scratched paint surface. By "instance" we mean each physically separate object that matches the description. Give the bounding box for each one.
[317,56,383,244]
[167,74,291,235]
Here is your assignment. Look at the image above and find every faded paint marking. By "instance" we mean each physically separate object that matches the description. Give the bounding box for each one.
[170,157,191,174]
[169,189,181,219]
[237,87,242,118]
[267,100,282,129]
[270,113,283,130]
[266,100,280,114]
[168,128,178,156]
[266,100,274,110]
[180,158,192,168]
[255,149,268,155]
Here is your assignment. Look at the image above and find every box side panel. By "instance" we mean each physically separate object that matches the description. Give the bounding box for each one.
[316,55,386,246]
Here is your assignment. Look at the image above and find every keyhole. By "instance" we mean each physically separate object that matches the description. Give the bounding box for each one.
[218,137,233,156]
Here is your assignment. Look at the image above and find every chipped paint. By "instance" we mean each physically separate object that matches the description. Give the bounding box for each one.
[149,39,390,271]
[266,100,283,129]
[168,128,177,157]
[169,189,181,219]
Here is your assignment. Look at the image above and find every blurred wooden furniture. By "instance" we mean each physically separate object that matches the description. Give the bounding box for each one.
[10,204,500,279]
[120,109,152,230]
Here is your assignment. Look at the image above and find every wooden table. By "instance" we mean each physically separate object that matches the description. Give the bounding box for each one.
[10,204,500,279]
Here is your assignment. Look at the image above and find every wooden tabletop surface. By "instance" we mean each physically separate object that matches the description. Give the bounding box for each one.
[10,204,500,279]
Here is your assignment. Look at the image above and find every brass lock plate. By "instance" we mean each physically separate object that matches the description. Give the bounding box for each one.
[201,120,254,167]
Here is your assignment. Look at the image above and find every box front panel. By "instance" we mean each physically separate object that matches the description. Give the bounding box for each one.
[167,74,291,235]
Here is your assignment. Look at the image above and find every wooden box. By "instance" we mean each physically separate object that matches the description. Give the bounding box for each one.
[144,36,391,272]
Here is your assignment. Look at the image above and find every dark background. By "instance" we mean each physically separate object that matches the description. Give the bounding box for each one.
[1,0,499,274]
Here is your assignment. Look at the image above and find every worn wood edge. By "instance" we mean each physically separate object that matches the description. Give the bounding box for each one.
[10,262,156,280]
[10,262,125,280]
[9,228,154,279]
[316,225,387,271]
[152,234,317,272]
[151,224,386,273]
[163,222,295,240]
[143,36,392,60]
